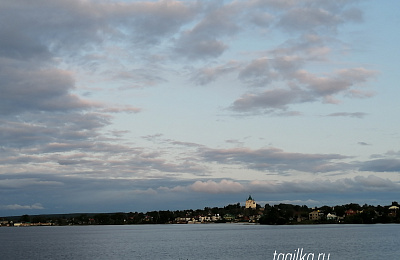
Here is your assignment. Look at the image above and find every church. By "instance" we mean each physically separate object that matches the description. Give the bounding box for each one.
[245,195,257,209]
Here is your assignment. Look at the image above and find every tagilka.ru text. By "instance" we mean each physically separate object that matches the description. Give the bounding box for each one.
[273,248,330,260]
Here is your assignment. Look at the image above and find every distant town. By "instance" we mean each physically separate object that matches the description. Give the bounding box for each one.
[1,196,399,227]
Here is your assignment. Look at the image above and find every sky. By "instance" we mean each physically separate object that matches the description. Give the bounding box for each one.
[1,0,400,216]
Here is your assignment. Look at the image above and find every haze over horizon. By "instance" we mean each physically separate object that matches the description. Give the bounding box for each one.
[1,0,399,216]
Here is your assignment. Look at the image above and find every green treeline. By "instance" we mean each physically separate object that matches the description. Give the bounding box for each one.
[1,201,399,226]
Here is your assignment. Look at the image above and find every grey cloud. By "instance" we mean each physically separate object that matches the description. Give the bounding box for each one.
[100,106,141,114]
[191,61,240,85]
[237,55,305,88]
[249,12,274,27]
[0,178,62,189]
[249,175,399,194]
[174,37,228,60]
[0,112,110,149]
[353,175,397,189]
[173,2,240,59]
[168,174,399,196]
[277,0,362,33]
[0,133,208,182]
[0,203,44,210]
[231,67,375,113]
[199,147,349,173]
[231,87,313,112]
[278,7,341,32]
[266,34,331,73]
[141,133,164,142]
[58,159,93,166]
[359,159,400,173]
[0,0,386,215]
[238,58,274,86]
[295,68,376,98]
[0,30,50,61]
[0,0,105,54]
[342,7,363,23]
[0,0,197,70]
[0,172,203,214]
[190,179,245,194]
[249,0,297,10]
[108,0,196,45]
[0,120,59,148]
[0,65,91,115]
[112,68,167,88]
[168,140,204,148]
[327,112,368,118]
[225,0,372,115]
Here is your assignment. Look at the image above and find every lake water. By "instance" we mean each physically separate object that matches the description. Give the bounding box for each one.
[0,223,398,259]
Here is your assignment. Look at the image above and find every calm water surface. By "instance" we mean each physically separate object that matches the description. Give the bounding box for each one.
[0,224,398,259]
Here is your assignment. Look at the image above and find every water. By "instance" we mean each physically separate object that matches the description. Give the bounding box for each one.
[0,224,398,259]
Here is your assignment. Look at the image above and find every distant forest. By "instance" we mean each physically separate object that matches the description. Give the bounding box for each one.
[1,201,399,226]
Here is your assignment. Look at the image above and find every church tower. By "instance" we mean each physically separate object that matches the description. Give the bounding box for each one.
[245,195,256,209]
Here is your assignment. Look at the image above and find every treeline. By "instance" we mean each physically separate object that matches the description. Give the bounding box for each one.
[3,203,247,225]
[1,201,399,226]
[259,201,400,225]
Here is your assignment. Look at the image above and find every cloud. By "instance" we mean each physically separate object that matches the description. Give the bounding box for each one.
[190,179,245,194]
[0,203,44,210]
[353,175,397,188]
[249,175,399,193]
[263,199,320,205]
[277,1,363,33]
[238,57,279,87]
[278,7,341,33]
[295,68,376,98]
[100,106,142,114]
[231,87,313,112]
[359,159,400,172]
[199,147,349,173]
[0,0,389,215]
[169,174,399,197]
[130,188,158,196]
[231,67,376,113]
[1,0,195,50]
[0,65,92,115]
[109,0,196,45]
[173,2,239,60]
[0,112,110,149]
[1,0,375,117]
[327,112,368,118]
[191,61,240,85]
[174,37,228,60]
[0,178,63,189]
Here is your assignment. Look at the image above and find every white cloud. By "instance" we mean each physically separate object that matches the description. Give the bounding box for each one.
[1,203,44,210]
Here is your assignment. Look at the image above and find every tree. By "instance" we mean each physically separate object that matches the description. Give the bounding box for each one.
[20,214,31,223]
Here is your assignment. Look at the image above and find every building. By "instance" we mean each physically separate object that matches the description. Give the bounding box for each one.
[327,213,338,221]
[309,210,324,221]
[245,195,257,209]
[309,210,320,221]
[389,205,399,217]
[345,209,357,216]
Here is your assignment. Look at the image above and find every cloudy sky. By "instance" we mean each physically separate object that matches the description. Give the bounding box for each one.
[1,0,399,216]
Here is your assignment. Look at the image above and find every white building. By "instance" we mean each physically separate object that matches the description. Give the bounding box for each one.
[327,213,338,221]
[245,195,257,209]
